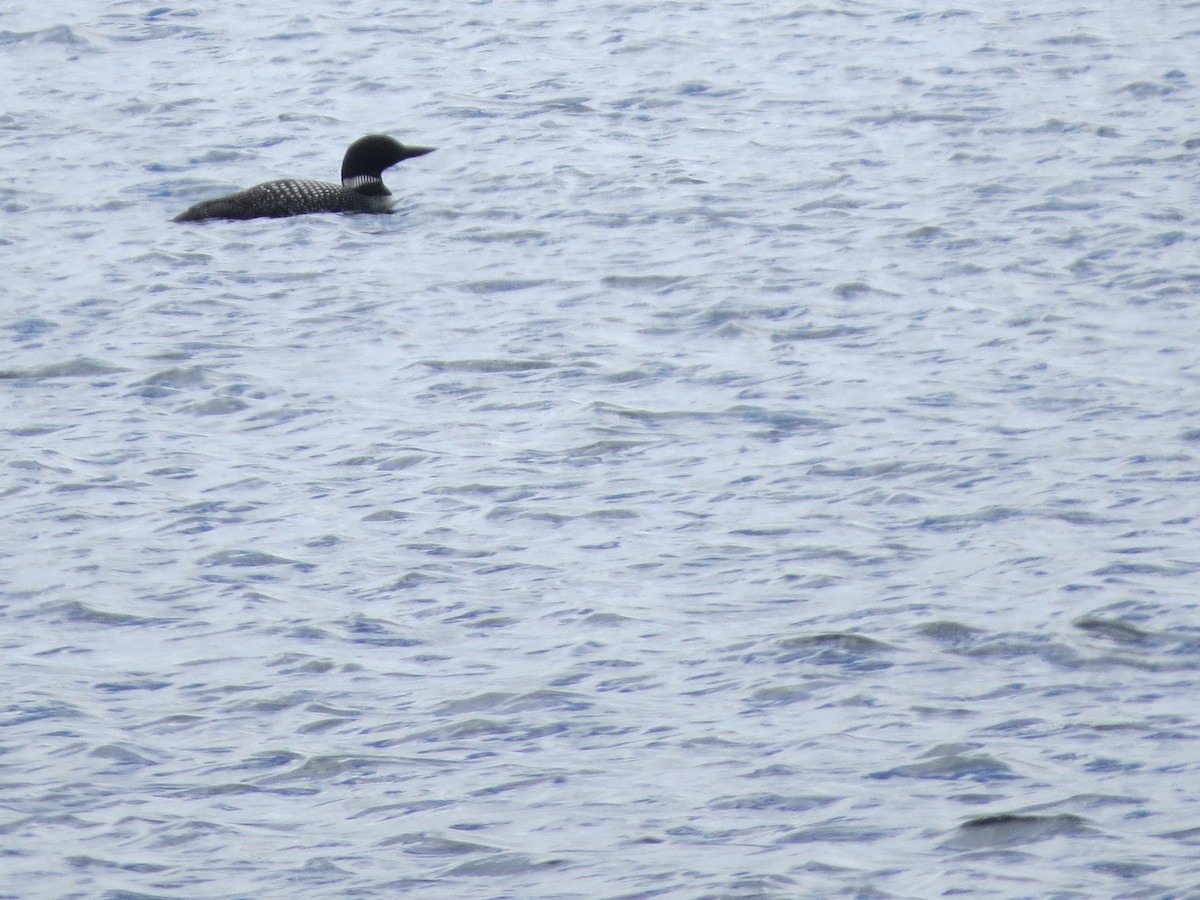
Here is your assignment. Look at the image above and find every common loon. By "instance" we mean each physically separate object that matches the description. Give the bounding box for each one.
[173,134,434,222]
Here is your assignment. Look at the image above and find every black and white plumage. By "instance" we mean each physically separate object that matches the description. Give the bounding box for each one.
[173,134,434,223]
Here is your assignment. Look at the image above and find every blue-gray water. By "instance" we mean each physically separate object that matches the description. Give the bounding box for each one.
[3,2,1200,897]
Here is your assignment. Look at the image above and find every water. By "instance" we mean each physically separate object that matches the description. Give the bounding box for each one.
[3,1,1200,896]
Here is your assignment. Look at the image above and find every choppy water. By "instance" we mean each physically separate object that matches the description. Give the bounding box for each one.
[3,2,1200,897]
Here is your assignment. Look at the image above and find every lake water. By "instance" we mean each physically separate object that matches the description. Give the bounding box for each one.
[3,1,1200,897]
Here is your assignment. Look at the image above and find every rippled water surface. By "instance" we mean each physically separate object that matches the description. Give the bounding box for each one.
[4,2,1200,897]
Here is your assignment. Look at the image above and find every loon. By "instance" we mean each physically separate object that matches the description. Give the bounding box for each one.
[173,134,434,222]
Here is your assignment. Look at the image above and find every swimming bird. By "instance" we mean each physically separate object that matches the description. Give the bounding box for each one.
[173,134,434,222]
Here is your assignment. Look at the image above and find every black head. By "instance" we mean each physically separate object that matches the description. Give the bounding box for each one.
[341,134,434,185]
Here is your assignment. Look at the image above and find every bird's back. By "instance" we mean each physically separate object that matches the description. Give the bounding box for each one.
[173,178,390,222]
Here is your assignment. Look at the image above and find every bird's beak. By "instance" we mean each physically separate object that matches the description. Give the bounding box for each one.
[404,146,435,159]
